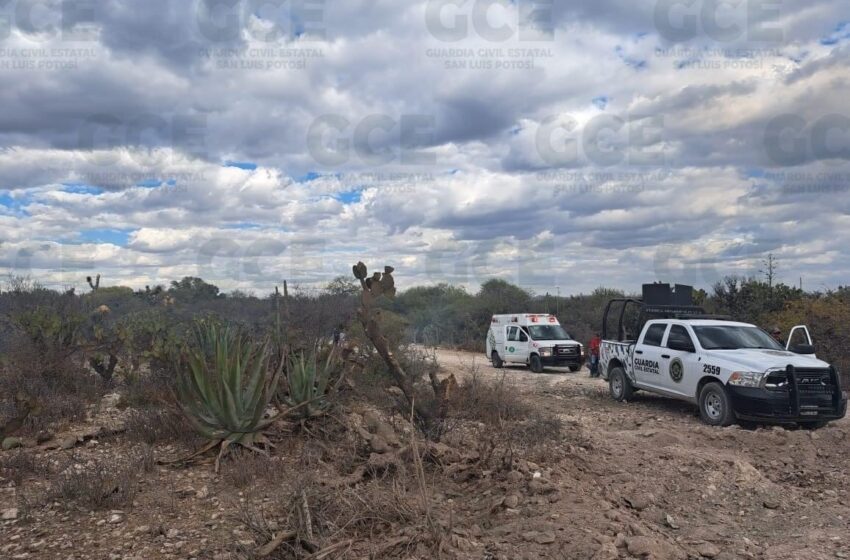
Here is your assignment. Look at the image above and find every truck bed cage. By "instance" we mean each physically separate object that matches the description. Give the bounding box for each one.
[602,284,707,342]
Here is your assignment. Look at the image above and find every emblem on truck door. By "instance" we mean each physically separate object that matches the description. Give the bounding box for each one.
[669,358,684,383]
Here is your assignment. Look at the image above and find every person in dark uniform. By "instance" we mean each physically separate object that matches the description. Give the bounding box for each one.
[770,326,784,347]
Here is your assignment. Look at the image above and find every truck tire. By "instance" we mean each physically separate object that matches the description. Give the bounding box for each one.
[529,354,544,373]
[491,351,503,369]
[569,365,580,373]
[799,420,829,430]
[609,366,633,402]
[698,382,735,427]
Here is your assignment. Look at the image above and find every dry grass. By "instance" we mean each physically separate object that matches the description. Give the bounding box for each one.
[49,451,147,510]
[0,450,50,486]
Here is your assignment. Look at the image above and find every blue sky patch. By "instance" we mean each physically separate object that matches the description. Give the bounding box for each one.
[61,183,104,195]
[296,171,322,182]
[224,161,258,170]
[592,96,609,110]
[78,228,134,246]
[335,190,362,204]
[820,21,850,45]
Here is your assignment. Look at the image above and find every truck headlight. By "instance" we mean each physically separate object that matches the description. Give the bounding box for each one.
[540,348,552,356]
[728,371,763,388]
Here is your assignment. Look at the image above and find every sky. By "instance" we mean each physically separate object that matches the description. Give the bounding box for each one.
[0,0,848,295]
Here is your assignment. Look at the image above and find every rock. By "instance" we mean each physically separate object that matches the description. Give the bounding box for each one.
[2,437,23,450]
[503,494,520,509]
[697,542,721,558]
[528,479,556,495]
[35,432,53,444]
[505,471,523,483]
[625,536,683,559]
[195,486,209,499]
[522,531,556,545]
[614,533,627,548]
[2,508,18,520]
[763,499,780,510]
[625,494,653,511]
[59,436,78,450]
[665,514,679,529]
[535,531,556,545]
[166,529,180,539]
[592,542,620,560]
[108,514,123,524]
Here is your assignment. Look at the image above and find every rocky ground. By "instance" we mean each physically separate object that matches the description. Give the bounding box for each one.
[1,348,849,559]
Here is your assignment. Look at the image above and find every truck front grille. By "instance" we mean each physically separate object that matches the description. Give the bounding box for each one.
[554,345,579,357]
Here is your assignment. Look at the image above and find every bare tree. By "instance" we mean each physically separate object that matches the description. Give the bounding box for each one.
[760,254,778,287]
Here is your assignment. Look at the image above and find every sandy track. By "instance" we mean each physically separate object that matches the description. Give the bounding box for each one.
[431,346,850,560]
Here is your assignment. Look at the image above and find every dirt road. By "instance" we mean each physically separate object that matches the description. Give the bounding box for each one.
[432,347,850,560]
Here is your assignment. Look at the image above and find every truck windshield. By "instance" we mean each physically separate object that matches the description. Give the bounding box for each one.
[528,325,571,341]
[692,326,784,350]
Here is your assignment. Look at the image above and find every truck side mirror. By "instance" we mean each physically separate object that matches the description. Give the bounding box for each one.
[791,343,816,355]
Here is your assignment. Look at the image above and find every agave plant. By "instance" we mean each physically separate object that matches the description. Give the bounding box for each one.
[176,321,281,470]
[285,348,338,419]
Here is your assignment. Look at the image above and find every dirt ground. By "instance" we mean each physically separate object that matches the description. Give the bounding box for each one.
[1,347,849,560]
[433,348,850,560]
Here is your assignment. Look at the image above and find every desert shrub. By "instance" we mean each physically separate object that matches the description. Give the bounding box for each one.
[50,453,144,510]
[0,450,50,486]
[220,450,287,489]
[0,334,103,434]
[446,371,563,470]
[124,407,198,446]
[450,370,532,425]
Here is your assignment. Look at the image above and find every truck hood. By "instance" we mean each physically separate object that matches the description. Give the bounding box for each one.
[703,348,829,372]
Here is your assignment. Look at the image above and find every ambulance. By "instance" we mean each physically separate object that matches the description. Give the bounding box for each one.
[486,314,584,373]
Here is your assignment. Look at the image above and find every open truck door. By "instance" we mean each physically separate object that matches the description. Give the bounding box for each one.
[786,325,816,357]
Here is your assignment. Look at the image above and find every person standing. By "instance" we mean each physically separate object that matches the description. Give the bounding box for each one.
[589,332,601,377]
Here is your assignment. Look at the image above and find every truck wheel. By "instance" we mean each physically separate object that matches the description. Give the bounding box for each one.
[491,351,503,369]
[609,367,633,402]
[799,420,828,430]
[569,365,580,373]
[529,354,543,373]
[698,382,735,427]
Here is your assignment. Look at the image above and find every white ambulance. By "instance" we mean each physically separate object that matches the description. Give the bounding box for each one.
[486,314,584,373]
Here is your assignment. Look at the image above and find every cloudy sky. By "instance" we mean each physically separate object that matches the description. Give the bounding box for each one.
[1,0,848,295]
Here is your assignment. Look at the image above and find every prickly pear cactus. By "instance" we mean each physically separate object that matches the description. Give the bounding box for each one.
[352,262,396,305]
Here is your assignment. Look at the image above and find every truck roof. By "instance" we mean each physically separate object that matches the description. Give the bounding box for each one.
[491,313,560,325]
[646,318,756,328]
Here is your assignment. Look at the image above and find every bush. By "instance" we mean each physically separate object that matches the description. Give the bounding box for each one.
[50,453,144,510]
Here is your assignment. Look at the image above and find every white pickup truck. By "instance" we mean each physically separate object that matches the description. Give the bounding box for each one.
[600,286,847,428]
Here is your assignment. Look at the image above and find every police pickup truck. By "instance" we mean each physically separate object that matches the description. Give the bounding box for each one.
[600,284,847,428]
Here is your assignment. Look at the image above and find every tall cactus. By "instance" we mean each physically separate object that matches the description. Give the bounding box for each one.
[86,274,101,291]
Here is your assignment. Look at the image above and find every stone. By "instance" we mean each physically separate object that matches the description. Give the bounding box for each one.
[625,494,653,511]
[2,508,18,520]
[503,494,520,509]
[35,432,53,444]
[763,499,780,510]
[59,436,78,450]
[625,536,683,559]
[2,437,23,450]
[108,514,123,524]
[534,532,556,545]
[697,542,721,558]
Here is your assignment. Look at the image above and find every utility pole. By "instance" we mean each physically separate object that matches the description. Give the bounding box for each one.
[556,286,560,318]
